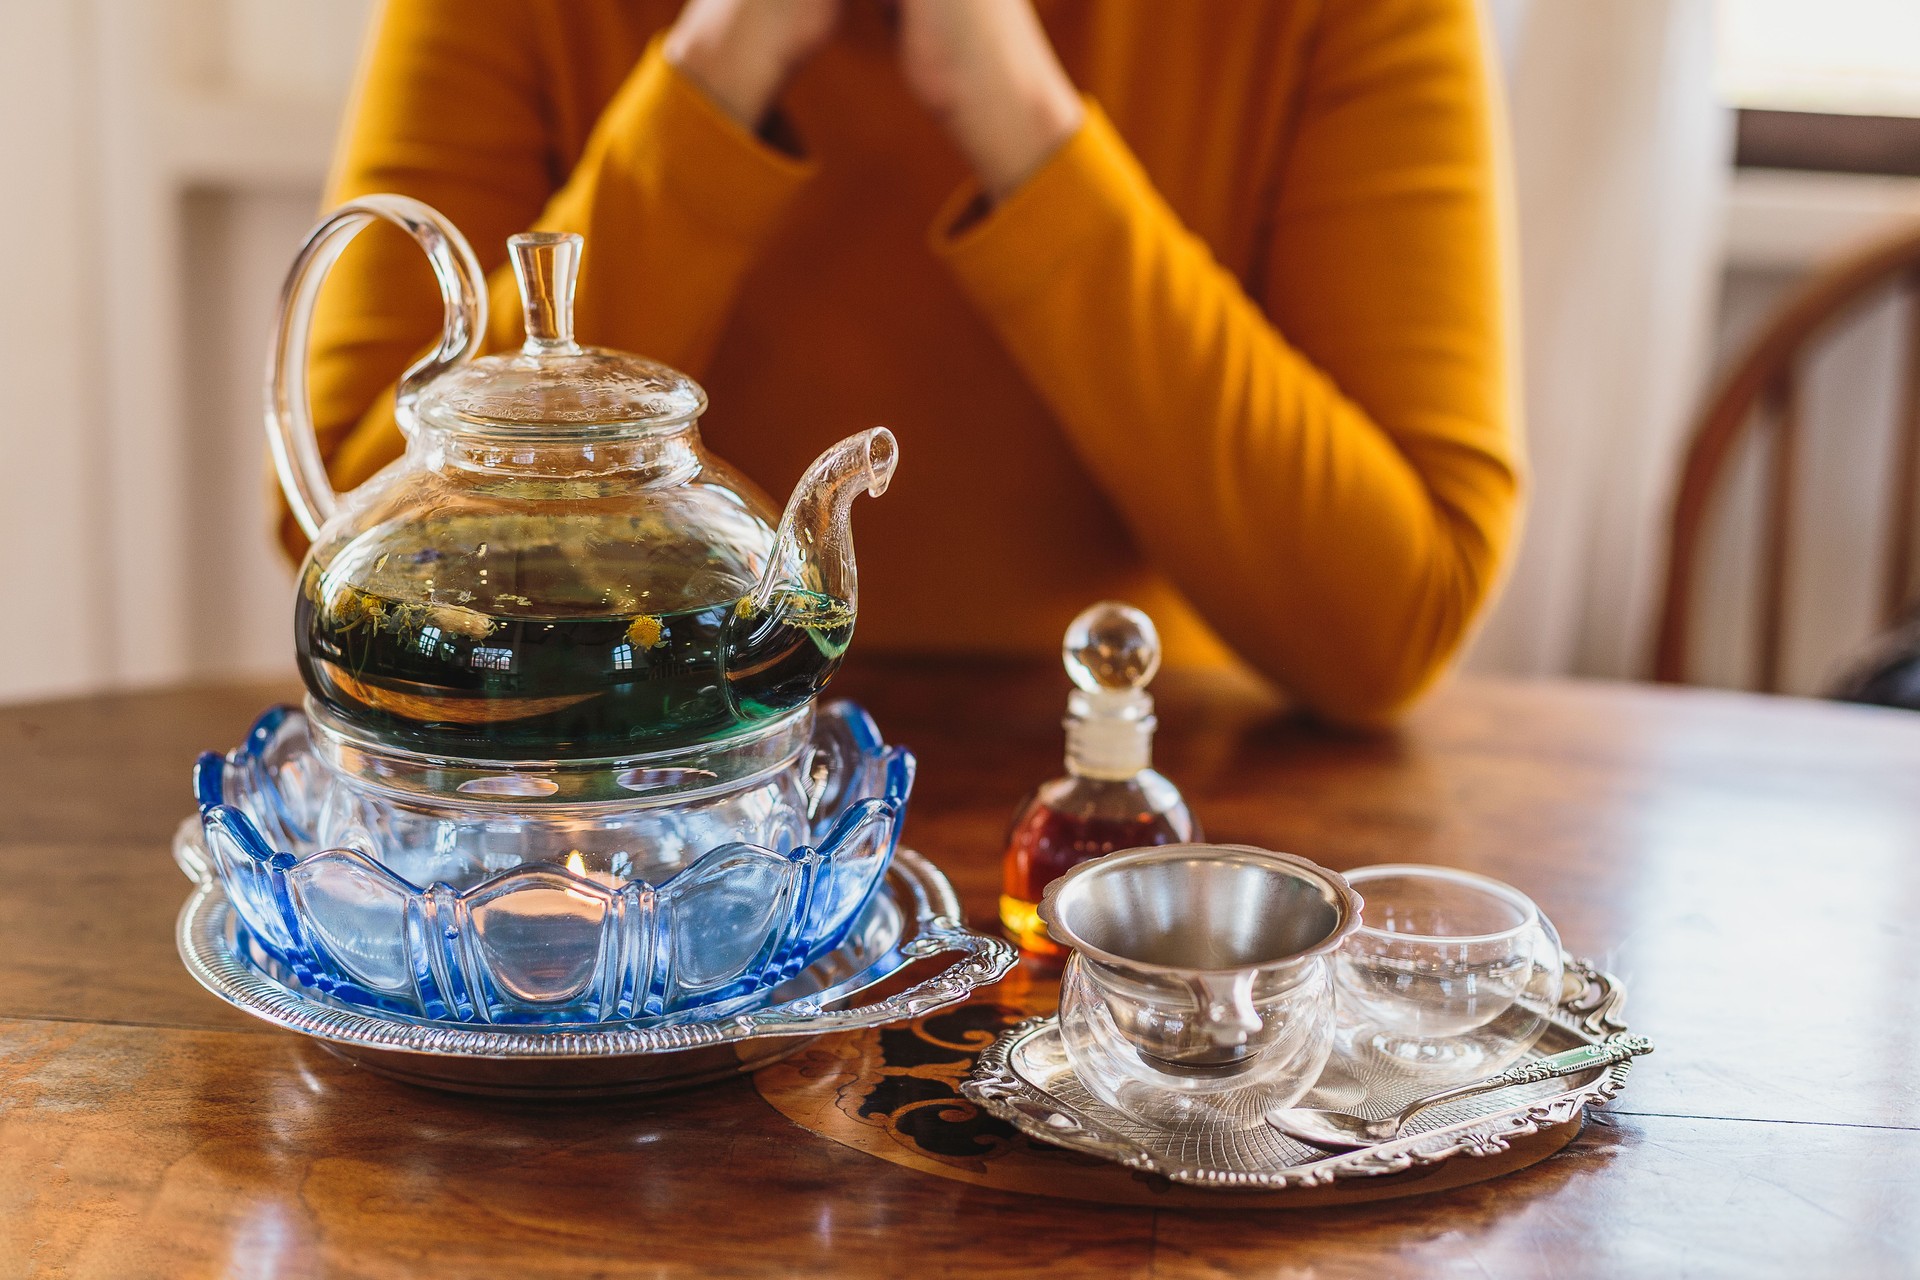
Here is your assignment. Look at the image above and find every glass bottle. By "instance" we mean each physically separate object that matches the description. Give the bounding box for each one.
[999,602,1200,965]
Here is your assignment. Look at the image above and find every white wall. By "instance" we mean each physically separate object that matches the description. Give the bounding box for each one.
[0,1,111,700]
[182,189,346,679]
[0,0,368,704]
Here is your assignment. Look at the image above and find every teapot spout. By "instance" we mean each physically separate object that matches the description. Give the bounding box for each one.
[749,428,897,616]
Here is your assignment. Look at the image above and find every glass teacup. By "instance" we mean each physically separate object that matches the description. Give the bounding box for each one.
[1039,844,1362,1131]
[1335,864,1564,1077]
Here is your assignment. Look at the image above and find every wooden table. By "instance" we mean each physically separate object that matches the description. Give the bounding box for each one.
[2,660,1917,1277]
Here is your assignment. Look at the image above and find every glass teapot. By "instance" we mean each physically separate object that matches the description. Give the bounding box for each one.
[268,195,895,763]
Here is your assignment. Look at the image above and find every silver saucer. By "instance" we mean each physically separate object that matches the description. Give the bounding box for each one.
[961,958,1639,1191]
[178,846,1015,1097]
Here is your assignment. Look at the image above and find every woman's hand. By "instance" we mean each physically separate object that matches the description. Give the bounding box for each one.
[896,0,1084,201]
[664,0,841,133]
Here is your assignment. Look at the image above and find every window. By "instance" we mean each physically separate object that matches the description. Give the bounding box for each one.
[1720,1,1920,175]
[1719,0,1920,118]
[470,646,513,672]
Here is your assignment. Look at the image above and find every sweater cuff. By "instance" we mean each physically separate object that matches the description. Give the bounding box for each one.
[930,101,1143,316]
[594,35,817,244]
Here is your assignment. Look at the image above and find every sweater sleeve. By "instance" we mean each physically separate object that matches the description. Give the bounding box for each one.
[285,2,814,559]
[933,0,1517,724]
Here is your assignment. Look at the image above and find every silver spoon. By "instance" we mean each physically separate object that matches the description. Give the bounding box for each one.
[1267,1034,1654,1150]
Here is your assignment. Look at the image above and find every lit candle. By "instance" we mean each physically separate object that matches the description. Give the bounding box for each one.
[563,849,622,901]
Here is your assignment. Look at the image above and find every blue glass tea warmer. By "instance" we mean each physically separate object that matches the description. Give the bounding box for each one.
[194,701,911,1024]
[188,195,912,1025]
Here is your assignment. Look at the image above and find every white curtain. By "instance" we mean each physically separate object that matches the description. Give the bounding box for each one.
[1468,0,1734,678]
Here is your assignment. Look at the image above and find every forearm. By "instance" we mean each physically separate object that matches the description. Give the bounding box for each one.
[663,0,837,134]
[939,110,1517,723]
[898,0,1082,200]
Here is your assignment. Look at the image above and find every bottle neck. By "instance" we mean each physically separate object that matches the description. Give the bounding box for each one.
[1064,688,1155,780]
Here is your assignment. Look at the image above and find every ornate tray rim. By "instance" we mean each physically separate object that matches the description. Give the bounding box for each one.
[960,958,1639,1191]
[178,846,1015,1062]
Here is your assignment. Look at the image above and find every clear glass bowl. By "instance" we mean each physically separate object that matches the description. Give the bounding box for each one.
[1335,864,1563,1077]
[1043,845,1361,1131]
[191,700,912,1025]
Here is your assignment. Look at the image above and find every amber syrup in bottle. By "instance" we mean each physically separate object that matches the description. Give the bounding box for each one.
[999,602,1198,966]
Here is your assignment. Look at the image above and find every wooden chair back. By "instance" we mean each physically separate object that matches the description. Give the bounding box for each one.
[1654,220,1920,690]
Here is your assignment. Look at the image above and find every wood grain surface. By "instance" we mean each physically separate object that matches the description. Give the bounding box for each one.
[2,659,1917,1277]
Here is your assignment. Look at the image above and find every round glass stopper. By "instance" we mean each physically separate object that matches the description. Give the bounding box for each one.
[1063,601,1161,693]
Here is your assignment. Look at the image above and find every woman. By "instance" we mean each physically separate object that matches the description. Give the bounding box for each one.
[296,0,1517,724]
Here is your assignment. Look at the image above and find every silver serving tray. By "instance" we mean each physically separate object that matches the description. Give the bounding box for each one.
[177,844,1016,1097]
[961,958,1638,1191]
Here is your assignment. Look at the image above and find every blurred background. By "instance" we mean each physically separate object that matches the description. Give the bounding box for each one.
[5,0,1920,705]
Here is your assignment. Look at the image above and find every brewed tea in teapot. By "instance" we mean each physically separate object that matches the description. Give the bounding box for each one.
[269,196,893,761]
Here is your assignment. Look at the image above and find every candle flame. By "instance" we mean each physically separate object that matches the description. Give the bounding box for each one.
[562,849,599,904]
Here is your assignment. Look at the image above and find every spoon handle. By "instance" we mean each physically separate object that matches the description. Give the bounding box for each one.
[1402,1034,1655,1123]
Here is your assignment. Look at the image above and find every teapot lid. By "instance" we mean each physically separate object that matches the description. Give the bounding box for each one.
[408,231,706,438]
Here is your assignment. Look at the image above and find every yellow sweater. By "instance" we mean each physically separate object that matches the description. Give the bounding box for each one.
[300,0,1517,723]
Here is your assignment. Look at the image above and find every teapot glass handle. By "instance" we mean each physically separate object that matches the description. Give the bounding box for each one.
[266,194,488,541]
